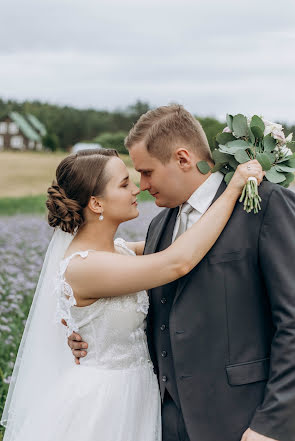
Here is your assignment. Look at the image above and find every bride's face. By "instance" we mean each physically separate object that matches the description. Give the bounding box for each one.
[100,157,140,223]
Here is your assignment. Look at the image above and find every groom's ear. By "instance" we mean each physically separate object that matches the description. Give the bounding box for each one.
[174,147,194,170]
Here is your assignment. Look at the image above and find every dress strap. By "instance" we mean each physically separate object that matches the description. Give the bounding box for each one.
[59,249,96,277]
[114,238,136,256]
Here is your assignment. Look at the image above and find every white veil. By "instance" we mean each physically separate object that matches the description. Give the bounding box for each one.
[0,228,75,440]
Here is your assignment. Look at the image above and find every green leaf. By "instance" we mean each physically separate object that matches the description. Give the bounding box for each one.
[250,115,265,132]
[197,160,211,174]
[216,132,235,145]
[264,151,276,164]
[265,167,286,183]
[275,164,295,173]
[234,149,250,164]
[212,149,232,163]
[256,152,272,171]
[226,114,233,131]
[219,146,239,155]
[224,171,235,185]
[229,157,239,169]
[210,162,224,173]
[248,128,255,145]
[276,153,295,163]
[286,158,295,168]
[226,139,250,149]
[251,126,264,139]
[280,172,295,188]
[232,114,248,138]
[263,134,276,152]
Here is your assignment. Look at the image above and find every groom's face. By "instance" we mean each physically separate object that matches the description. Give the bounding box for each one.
[129,141,188,208]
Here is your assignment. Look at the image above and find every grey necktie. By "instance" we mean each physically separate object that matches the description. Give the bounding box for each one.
[175,202,194,240]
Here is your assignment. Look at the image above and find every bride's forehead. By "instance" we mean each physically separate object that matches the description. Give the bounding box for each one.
[106,157,128,177]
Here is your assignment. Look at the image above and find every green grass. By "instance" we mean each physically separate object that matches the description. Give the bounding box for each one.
[0,190,153,216]
[0,195,48,216]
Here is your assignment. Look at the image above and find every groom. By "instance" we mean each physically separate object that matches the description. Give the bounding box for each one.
[68,105,295,441]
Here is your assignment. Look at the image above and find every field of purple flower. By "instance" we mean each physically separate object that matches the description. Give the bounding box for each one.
[0,202,162,436]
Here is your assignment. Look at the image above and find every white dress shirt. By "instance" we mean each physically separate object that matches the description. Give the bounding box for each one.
[172,171,224,242]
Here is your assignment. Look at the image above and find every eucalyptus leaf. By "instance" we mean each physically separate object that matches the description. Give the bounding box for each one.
[232,114,248,138]
[250,115,265,132]
[281,172,295,188]
[276,153,295,163]
[197,160,211,174]
[263,134,276,152]
[219,146,236,155]
[265,167,286,183]
[264,151,276,164]
[229,157,240,169]
[224,171,235,185]
[286,158,295,168]
[234,149,250,164]
[216,132,235,145]
[256,152,272,171]
[212,149,232,163]
[251,125,264,139]
[226,139,250,149]
[226,114,233,131]
[274,164,295,173]
[248,128,255,145]
[211,162,224,173]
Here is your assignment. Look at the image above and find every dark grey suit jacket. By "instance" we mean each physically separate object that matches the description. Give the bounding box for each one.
[144,180,295,441]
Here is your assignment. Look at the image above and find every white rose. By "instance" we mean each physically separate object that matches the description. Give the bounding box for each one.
[222,126,232,133]
[286,133,293,143]
[272,128,286,144]
[263,119,283,136]
[280,145,293,157]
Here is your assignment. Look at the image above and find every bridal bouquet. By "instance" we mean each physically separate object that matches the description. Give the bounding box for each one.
[197,114,295,213]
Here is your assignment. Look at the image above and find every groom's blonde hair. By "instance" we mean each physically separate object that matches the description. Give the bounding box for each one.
[125,104,213,164]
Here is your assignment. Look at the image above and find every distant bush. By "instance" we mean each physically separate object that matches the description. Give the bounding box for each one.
[197,116,226,151]
[42,132,60,152]
[93,131,128,155]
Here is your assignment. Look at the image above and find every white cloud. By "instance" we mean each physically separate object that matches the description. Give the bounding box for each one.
[0,0,294,123]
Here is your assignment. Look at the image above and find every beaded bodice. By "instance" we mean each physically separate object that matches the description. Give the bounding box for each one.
[55,238,152,370]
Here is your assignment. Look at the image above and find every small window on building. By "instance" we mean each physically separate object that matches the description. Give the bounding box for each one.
[28,140,35,149]
[0,135,4,149]
[10,136,23,149]
[9,122,18,134]
[0,122,7,134]
[36,142,42,151]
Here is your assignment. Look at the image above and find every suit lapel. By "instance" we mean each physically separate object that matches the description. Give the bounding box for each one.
[172,178,227,307]
[144,207,176,255]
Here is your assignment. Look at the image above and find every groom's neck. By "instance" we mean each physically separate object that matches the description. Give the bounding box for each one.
[180,171,213,203]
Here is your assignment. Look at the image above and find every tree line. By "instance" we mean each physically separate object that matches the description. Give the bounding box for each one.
[0,98,293,154]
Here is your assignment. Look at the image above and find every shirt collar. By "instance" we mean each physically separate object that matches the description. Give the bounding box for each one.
[178,171,224,216]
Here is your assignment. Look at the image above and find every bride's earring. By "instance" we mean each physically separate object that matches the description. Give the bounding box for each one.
[98,212,104,221]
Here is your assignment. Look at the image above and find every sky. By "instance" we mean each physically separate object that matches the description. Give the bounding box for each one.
[1,0,295,123]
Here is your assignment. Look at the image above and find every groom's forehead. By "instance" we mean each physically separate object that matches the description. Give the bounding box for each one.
[129,144,155,169]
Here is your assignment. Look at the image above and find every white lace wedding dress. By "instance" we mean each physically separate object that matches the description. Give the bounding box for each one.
[13,238,161,441]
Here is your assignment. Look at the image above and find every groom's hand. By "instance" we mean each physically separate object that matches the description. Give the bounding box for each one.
[61,319,88,365]
[241,428,278,441]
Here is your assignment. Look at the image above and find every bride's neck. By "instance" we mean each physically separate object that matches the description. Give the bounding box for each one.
[73,219,118,253]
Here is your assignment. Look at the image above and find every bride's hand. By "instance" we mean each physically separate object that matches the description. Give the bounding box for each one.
[62,319,88,364]
[227,160,265,196]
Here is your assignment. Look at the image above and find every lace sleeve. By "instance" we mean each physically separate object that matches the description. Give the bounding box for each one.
[114,237,136,256]
[55,250,92,337]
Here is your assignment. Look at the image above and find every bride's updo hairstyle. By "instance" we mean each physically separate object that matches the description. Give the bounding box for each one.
[46,148,119,234]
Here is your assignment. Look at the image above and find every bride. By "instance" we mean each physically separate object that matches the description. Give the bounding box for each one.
[0,148,264,441]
